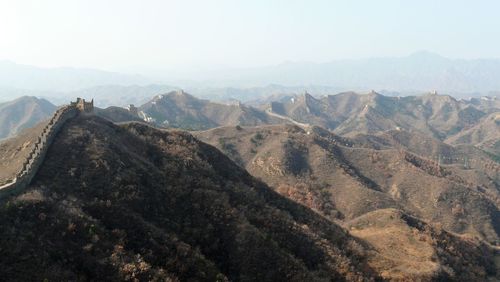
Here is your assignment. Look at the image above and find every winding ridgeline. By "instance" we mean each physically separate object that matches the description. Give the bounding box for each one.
[0,98,94,198]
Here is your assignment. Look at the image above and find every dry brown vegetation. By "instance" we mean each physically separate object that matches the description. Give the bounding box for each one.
[0,120,49,185]
[0,115,378,281]
[138,91,284,130]
[196,123,500,280]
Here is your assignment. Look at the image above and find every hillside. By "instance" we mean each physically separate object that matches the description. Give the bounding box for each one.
[0,120,48,185]
[446,112,500,156]
[0,96,56,140]
[195,124,500,279]
[0,115,377,281]
[94,106,144,124]
[351,128,497,166]
[138,90,285,130]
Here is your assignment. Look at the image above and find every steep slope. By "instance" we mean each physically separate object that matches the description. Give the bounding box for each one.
[196,124,500,280]
[410,94,487,138]
[0,96,56,140]
[0,120,48,185]
[265,91,411,135]
[332,105,399,137]
[0,115,376,281]
[351,128,498,166]
[139,90,285,130]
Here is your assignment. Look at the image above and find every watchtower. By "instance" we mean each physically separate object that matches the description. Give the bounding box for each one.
[71,98,94,113]
[127,104,138,115]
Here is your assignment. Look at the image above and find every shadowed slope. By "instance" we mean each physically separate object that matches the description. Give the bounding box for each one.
[0,115,376,281]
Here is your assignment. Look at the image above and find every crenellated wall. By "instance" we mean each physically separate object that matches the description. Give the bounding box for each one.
[0,104,79,199]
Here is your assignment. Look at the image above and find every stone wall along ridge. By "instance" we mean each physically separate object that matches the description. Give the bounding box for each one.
[0,104,79,199]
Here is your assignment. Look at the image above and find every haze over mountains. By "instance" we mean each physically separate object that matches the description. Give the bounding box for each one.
[0,60,149,92]
[2,51,500,106]
[161,51,500,94]
[4,0,500,280]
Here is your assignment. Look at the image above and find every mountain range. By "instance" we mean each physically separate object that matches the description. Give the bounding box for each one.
[3,90,499,155]
[1,89,500,280]
[160,51,500,95]
[1,112,497,280]
[264,91,500,153]
[137,91,286,130]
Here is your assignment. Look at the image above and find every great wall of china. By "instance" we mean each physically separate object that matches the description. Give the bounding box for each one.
[0,98,93,199]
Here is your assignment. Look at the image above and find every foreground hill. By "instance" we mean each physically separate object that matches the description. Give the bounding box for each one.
[196,124,500,279]
[0,115,377,281]
[0,96,56,140]
[138,90,285,130]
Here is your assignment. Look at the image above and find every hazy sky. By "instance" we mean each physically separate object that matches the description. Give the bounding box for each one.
[1,0,499,71]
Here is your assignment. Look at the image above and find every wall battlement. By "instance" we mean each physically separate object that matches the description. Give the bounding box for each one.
[0,98,92,199]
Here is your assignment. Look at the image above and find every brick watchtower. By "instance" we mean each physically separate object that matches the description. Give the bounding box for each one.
[71,98,94,113]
